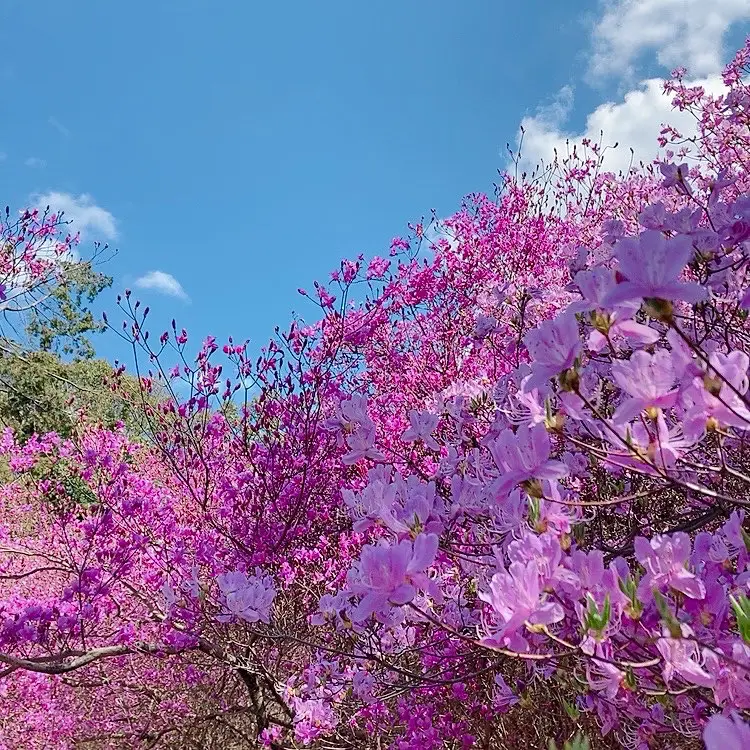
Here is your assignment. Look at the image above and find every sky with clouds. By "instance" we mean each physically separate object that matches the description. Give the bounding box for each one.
[0,0,748,366]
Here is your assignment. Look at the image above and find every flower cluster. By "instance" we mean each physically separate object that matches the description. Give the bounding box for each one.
[5,35,750,750]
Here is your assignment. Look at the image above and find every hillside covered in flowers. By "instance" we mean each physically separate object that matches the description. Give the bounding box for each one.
[2,38,750,750]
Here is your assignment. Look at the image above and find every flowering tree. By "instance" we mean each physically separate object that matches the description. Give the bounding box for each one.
[3,39,750,750]
[0,205,111,354]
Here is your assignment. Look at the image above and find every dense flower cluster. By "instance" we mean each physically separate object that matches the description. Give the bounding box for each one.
[3,37,750,750]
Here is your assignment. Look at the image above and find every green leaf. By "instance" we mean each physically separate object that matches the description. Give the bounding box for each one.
[730,594,750,644]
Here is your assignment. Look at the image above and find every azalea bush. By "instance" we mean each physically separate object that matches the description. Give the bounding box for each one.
[3,39,750,750]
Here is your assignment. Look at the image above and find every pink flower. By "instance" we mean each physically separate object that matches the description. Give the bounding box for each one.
[586,644,626,699]
[657,625,714,688]
[634,532,705,600]
[292,698,338,744]
[605,230,707,305]
[607,413,687,474]
[681,350,750,440]
[401,410,440,451]
[611,349,678,424]
[570,268,659,352]
[704,713,750,750]
[523,309,581,389]
[488,423,567,497]
[347,533,439,622]
[479,560,564,652]
[366,256,390,279]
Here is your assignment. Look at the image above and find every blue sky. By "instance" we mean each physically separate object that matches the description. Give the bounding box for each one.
[1,1,748,367]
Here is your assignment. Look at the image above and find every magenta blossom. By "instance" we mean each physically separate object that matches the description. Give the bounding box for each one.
[488,423,567,497]
[611,349,679,424]
[634,532,705,601]
[479,560,564,652]
[523,309,581,389]
[347,533,439,622]
[605,230,708,306]
[704,713,750,750]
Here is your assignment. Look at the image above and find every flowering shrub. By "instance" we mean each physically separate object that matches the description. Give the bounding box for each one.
[3,37,750,750]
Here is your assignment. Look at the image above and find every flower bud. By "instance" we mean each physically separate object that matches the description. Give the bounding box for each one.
[558,367,580,392]
[644,297,674,322]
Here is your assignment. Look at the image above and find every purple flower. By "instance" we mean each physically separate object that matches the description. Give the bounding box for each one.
[324,394,370,433]
[523,309,581,389]
[311,592,351,625]
[344,469,438,534]
[586,644,626,699]
[634,532,705,601]
[608,412,688,475]
[611,349,678,424]
[488,423,567,497]
[569,268,660,352]
[604,230,708,306]
[657,625,714,689]
[474,314,498,339]
[704,642,750,708]
[659,162,691,194]
[667,327,703,383]
[292,697,338,744]
[492,673,519,712]
[352,669,376,702]
[347,533,439,622]
[342,424,386,465]
[401,409,441,451]
[479,559,564,652]
[639,201,669,230]
[704,713,750,750]
[682,350,750,440]
[215,569,276,624]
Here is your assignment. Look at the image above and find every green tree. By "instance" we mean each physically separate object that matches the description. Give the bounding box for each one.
[22,257,112,359]
[0,346,157,440]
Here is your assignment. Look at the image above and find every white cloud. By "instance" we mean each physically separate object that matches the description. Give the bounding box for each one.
[134,270,189,302]
[24,157,47,169]
[48,116,70,137]
[32,192,117,242]
[589,0,750,80]
[519,75,726,175]
[516,0,745,175]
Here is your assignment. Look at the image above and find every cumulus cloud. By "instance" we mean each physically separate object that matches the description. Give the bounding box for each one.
[24,157,47,169]
[589,0,750,81]
[515,0,746,174]
[32,192,118,242]
[519,75,726,174]
[134,271,189,302]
